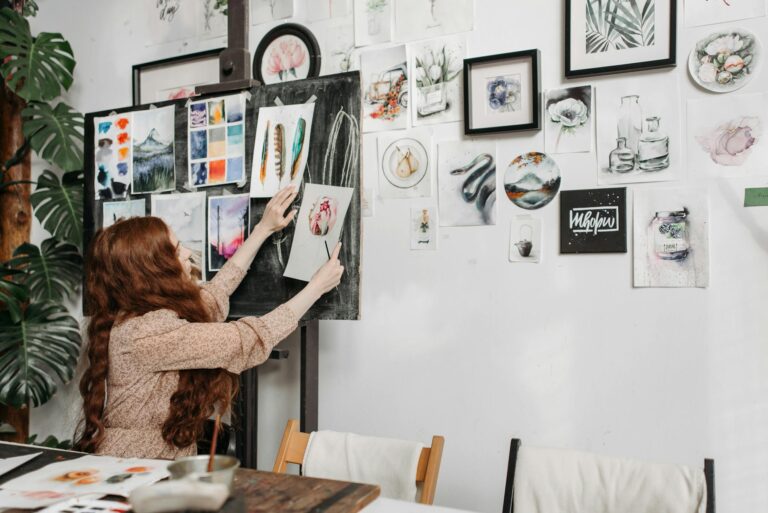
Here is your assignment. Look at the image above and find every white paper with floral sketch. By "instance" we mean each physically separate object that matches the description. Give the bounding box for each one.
[688,28,762,93]
[361,45,409,132]
[378,129,433,198]
[410,206,438,250]
[685,0,766,27]
[596,72,681,185]
[320,18,359,76]
[687,93,767,177]
[393,0,474,42]
[284,184,354,281]
[251,0,294,23]
[354,0,393,46]
[634,188,709,288]
[308,0,351,20]
[437,141,496,226]
[545,85,593,154]
[410,35,465,126]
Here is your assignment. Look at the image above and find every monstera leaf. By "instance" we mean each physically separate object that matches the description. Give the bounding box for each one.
[0,268,28,323]
[8,239,82,303]
[22,101,84,172]
[0,7,75,102]
[0,301,80,408]
[30,170,83,250]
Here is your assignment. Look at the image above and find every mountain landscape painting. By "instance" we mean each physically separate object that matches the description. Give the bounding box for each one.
[132,106,176,194]
[503,152,562,210]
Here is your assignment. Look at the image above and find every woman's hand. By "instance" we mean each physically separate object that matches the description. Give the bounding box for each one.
[309,242,344,296]
[256,185,298,235]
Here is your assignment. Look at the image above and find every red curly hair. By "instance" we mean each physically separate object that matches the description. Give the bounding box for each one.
[75,216,238,453]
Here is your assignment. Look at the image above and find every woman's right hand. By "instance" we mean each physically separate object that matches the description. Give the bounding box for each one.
[309,242,344,296]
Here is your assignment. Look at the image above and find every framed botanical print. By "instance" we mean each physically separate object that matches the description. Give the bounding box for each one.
[463,49,541,135]
[132,48,223,106]
[565,0,677,78]
[252,24,322,85]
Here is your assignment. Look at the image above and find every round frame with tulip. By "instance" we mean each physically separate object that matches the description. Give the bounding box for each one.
[253,24,321,86]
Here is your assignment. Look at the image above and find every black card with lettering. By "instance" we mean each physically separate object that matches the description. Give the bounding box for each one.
[559,188,626,254]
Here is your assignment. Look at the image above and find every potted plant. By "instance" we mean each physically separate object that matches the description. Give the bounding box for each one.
[414,44,460,116]
[0,1,84,443]
[366,0,387,36]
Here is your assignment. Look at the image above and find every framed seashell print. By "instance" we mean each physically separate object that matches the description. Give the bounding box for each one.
[253,24,322,85]
[565,0,677,78]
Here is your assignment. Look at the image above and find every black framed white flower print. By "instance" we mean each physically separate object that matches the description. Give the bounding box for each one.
[559,188,627,253]
[565,0,677,78]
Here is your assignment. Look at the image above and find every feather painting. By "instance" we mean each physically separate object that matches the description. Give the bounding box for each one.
[260,120,270,185]
[291,118,307,179]
[274,123,285,182]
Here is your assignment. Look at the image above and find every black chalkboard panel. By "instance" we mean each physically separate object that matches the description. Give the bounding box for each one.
[84,73,362,320]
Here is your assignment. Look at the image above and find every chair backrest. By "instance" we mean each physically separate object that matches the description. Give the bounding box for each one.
[273,419,444,505]
[502,439,715,513]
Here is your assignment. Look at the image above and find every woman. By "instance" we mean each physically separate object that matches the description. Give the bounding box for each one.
[75,186,342,459]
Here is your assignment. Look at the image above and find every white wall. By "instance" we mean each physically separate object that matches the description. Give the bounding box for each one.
[29,1,768,512]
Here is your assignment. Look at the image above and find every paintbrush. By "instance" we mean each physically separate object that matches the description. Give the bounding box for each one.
[207,413,221,473]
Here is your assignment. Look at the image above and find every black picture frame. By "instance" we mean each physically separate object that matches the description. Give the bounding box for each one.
[565,0,677,78]
[132,48,224,107]
[463,49,541,135]
[252,23,321,84]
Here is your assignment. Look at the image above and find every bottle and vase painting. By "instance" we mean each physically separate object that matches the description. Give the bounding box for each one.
[609,95,670,174]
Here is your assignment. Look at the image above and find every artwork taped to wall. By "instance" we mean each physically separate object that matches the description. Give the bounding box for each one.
[393,0,474,42]
[503,152,561,210]
[688,28,762,93]
[102,199,146,229]
[362,187,375,217]
[437,141,496,226]
[188,94,247,188]
[354,0,393,46]
[545,85,593,154]
[131,106,176,195]
[410,35,466,126]
[249,103,316,197]
[559,188,627,254]
[597,72,681,185]
[687,93,767,177]
[410,206,438,250]
[509,216,541,263]
[309,0,351,20]
[152,192,207,280]
[378,129,433,199]
[634,188,709,288]
[320,18,359,76]
[361,45,409,132]
[685,0,766,27]
[284,184,354,281]
[145,0,227,45]
[0,454,169,499]
[208,194,250,272]
[94,114,133,200]
[251,0,294,23]
[565,0,676,77]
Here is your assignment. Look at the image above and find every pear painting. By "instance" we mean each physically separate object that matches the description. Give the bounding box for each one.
[132,106,176,194]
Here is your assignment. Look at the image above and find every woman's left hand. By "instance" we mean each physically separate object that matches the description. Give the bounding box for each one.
[256,185,298,234]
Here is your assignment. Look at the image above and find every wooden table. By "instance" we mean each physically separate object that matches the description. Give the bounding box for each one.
[0,442,379,513]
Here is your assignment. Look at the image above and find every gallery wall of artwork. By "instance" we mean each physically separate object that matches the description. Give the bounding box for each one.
[28,2,768,512]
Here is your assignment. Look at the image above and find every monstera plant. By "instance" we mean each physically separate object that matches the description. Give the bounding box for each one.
[0,2,84,439]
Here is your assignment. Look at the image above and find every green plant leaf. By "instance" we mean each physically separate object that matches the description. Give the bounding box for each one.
[0,301,80,408]
[27,433,73,449]
[0,8,75,102]
[0,268,28,323]
[30,169,84,250]
[22,101,83,172]
[8,239,82,303]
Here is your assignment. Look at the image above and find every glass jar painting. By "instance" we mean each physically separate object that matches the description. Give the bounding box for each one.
[417,82,448,116]
[609,95,670,175]
[652,210,690,261]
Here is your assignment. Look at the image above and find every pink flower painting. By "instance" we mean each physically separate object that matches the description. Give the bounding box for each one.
[266,37,308,81]
[696,117,761,166]
[309,196,338,236]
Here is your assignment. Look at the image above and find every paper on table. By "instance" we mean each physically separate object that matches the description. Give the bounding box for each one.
[0,489,99,510]
[0,451,41,477]
[0,454,169,498]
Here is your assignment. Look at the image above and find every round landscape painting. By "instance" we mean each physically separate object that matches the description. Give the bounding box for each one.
[503,152,561,210]
[688,28,761,93]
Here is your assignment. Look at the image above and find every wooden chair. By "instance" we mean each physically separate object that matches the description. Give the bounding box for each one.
[273,419,445,505]
[502,438,716,513]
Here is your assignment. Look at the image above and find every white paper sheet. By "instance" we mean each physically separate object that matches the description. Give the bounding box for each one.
[0,451,41,477]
